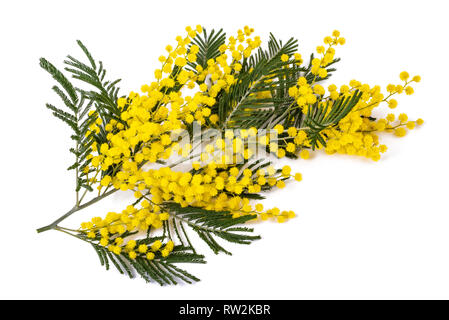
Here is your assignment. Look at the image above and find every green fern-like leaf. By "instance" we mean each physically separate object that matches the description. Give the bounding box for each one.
[216,34,299,128]
[187,28,226,71]
[90,242,205,285]
[164,203,261,255]
[40,58,96,193]
[303,90,363,149]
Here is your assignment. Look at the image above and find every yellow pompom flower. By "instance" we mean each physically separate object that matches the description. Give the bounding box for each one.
[388,99,398,109]
[146,252,155,260]
[287,127,297,137]
[276,180,286,189]
[386,114,395,122]
[412,75,421,82]
[399,71,409,81]
[151,240,162,251]
[39,26,423,285]
[398,113,408,123]
[175,57,187,67]
[100,175,111,186]
[394,127,407,137]
[126,240,136,250]
[405,86,414,95]
[274,124,284,134]
[281,165,291,176]
[406,121,415,130]
[299,149,310,159]
[138,244,148,253]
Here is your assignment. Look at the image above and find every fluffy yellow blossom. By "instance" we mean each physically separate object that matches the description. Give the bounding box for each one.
[399,71,410,81]
[40,27,422,285]
[299,149,310,159]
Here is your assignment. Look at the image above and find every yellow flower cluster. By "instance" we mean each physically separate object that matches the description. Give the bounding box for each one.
[280,31,422,161]
[319,72,422,160]
[85,26,266,183]
[256,124,311,159]
[287,30,345,112]
[38,25,425,286]
[80,161,302,254]
[83,162,301,220]
[76,27,421,258]
[80,203,175,259]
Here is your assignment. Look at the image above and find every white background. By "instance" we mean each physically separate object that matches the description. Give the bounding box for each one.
[1,0,448,299]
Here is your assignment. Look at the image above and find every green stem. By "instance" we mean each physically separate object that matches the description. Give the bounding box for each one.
[37,125,207,234]
[36,188,118,233]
